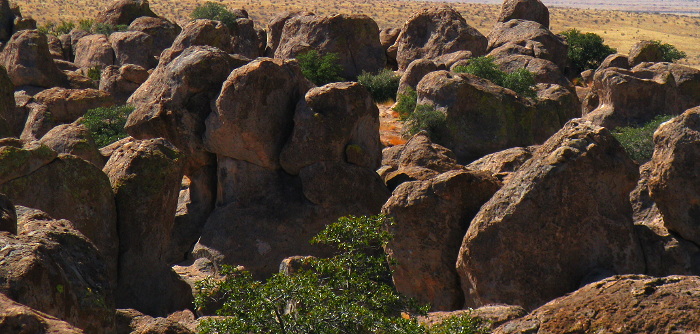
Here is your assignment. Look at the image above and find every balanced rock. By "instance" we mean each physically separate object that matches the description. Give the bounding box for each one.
[73,34,115,69]
[497,0,549,28]
[0,29,68,88]
[39,121,105,168]
[158,20,234,65]
[487,19,567,70]
[628,40,664,66]
[109,31,156,69]
[128,16,181,55]
[96,0,157,26]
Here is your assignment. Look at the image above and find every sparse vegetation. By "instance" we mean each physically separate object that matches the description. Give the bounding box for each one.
[80,105,134,147]
[427,314,489,334]
[402,104,447,141]
[560,29,617,76]
[190,2,241,32]
[649,40,687,62]
[76,19,127,35]
[296,50,344,86]
[87,67,102,81]
[394,87,418,120]
[38,20,75,36]
[453,57,537,99]
[612,114,673,164]
[358,69,400,103]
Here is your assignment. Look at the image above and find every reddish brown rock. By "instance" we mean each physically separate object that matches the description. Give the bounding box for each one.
[420,305,526,330]
[109,30,156,68]
[0,292,84,334]
[73,34,115,69]
[398,58,437,96]
[494,275,700,334]
[299,161,390,209]
[275,13,386,80]
[628,40,664,66]
[158,19,234,65]
[380,27,401,69]
[0,66,16,136]
[382,169,500,310]
[228,17,261,59]
[128,16,181,55]
[96,0,157,26]
[0,193,15,234]
[392,6,486,71]
[39,121,105,168]
[487,20,567,70]
[116,309,193,334]
[0,0,12,41]
[33,87,114,123]
[497,0,549,28]
[456,119,644,310]
[99,64,149,104]
[0,29,68,88]
[467,146,535,183]
[493,54,572,88]
[596,53,630,71]
[264,11,312,57]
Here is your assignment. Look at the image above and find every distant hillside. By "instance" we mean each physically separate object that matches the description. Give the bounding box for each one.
[14,0,700,67]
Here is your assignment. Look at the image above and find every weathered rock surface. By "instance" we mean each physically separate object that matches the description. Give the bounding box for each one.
[0,0,13,41]
[392,6,487,71]
[0,206,115,333]
[228,17,261,59]
[494,275,700,334]
[103,138,192,316]
[493,54,572,88]
[466,146,535,183]
[456,119,644,310]
[0,29,68,88]
[487,19,567,70]
[109,30,156,69]
[96,0,157,26]
[398,58,437,96]
[497,0,549,28]
[420,304,526,330]
[0,193,15,234]
[99,64,149,104]
[0,292,84,334]
[274,13,386,80]
[628,40,664,66]
[204,58,311,169]
[383,168,500,310]
[39,121,104,168]
[128,16,181,56]
[264,11,312,57]
[33,87,113,123]
[0,66,16,136]
[73,34,115,69]
[116,309,194,334]
[596,53,630,71]
[158,20,234,65]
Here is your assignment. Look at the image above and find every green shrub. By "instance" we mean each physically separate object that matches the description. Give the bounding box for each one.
[612,114,673,164]
[195,215,428,334]
[358,69,400,102]
[560,28,617,76]
[428,314,489,334]
[394,87,418,120]
[87,66,102,81]
[296,50,344,86]
[453,57,537,99]
[403,104,447,140]
[80,105,134,147]
[75,19,126,36]
[190,2,241,32]
[78,19,94,32]
[38,20,75,36]
[648,40,687,62]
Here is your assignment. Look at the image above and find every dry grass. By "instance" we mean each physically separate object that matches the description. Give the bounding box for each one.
[14,0,700,67]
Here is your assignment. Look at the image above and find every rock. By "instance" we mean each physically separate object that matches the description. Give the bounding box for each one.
[128,16,181,56]
[99,64,149,104]
[494,275,700,333]
[0,193,15,234]
[487,20,567,70]
[73,34,115,69]
[392,6,487,71]
[96,0,157,26]
[264,11,312,57]
[158,19,234,65]
[300,161,390,209]
[456,119,644,310]
[126,46,247,170]
[596,53,630,71]
[493,54,572,88]
[103,138,191,316]
[116,309,193,334]
[629,40,663,66]
[47,34,65,59]
[39,121,105,168]
[0,0,12,41]
[466,146,535,182]
[398,58,437,96]
[0,141,56,183]
[497,0,549,28]
[535,83,582,127]
[229,17,260,59]
[0,29,68,88]
[0,292,84,333]
[0,152,118,282]
[382,169,500,310]
[275,13,386,80]
[380,27,401,69]
[109,31,156,68]
[420,304,526,330]
[33,87,113,123]
[0,206,115,333]
[280,82,382,174]
[0,66,16,136]
[204,58,311,169]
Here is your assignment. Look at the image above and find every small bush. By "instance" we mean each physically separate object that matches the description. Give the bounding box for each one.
[38,20,75,36]
[403,104,447,140]
[76,19,126,36]
[87,66,102,81]
[81,105,134,147]
[190,2,241,32]
[296,50,344,86]
[358,69,400,102]
[394,87,418,120]
[648,40,687,62]
[560,29,617,76]
[428,314,489,334]
[612,114,673,164]
[453,57,537,99]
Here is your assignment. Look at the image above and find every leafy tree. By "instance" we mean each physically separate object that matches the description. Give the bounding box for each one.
[560,29,617,77]
[358,69,401,102]
[190,2,241,32]
[649,40,687,62]
[296,50,344,86]
[80,105,134,147]
[612,114,673,164]
[453,56,537,99]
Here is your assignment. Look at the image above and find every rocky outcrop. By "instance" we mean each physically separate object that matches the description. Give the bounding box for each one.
[494,275,700,334]
[128,16,181,55]
[596,53,630,71]
[99,64,149,104]
[109,31,156,69]
[158,20,235,65]
[103,138,192,316]
[0,29,68,88]
[628,40,664,66]
[39,121,105,168]
[493,55,572,88]
[380,27,401,69]
[0,66,16,136]
[398,58,437,96]
[392,6,487,71]
[228,17,261,59]
[0,292,84,334]
[487,19,567,70]
[96,0,157,26]
[264,11,312,57]
[466,146,535,183]
[421,305,526,330]
[0,206,115,333]
[274,13,386,80]
[116,309,194,334]
[74,34,115,69]
[456,119,644,310]
[497,0,549,28]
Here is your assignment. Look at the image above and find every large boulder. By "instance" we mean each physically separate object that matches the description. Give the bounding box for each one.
[0,292,84,334]
[494,275,700,333]
[392,6,487,71]
[99,64,149,104]
[39,121,104,168]
[204,58,312,169]
[274,13,386,80]
[73,34,115,69]
[456,119,644,310]
[228,17,261,59]
[493,54,572,88]
[0,67,16,136]
[265,11,312,57]
[487,19,567,70]
[383,168,500,310]
[158,20,234,65]
[628,40,664,66]
[96,0,157,26]
[0,0,12,41]
[128,16,181,55]
[0,206,116,333]
[398,58,437,96]
[109,30,156,68]
[0,29,68,88]
[116,308,194,334]
[466,146,535,183]
[497,0,549,28]
[103,138,192,316]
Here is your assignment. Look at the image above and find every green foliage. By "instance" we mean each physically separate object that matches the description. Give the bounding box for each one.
[358,69,400,102]
[296,50,344,86]
[612,114,673,164]
[87,66,102,81]
[453,57,537,99]
[76,19,126,36]
[560,28,617,76]
[190,2,241,32]
[427,314,489,334]
[402,104,447,140]
[195,215,429,334]
[80,105,134,147]
[393,87,418,120]
[648,40,687,62]
[38,20,75,36]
